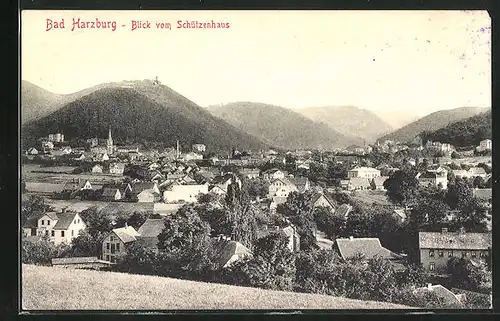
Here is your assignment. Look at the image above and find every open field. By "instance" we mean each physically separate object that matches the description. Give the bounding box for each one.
[22,264,413,310]
[22,164,121,183]
[45,199,154,215]
[350,190,391,206]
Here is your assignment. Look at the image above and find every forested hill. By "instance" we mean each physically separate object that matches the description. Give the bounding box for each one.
[419,111,491,147]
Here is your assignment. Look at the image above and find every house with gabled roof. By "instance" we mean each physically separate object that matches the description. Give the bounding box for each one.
[288,176,310,193]
[413,284,466,306]
[101,188,122,201]
[334,203,352,218]
[92,164,103,173]
[101,224,141,263]
[212,173,241,193]
[109,162,126,175]
[212,238,252,268]
[311,192,336,213]
[333,237,405,271]
[268,177,298,199]
[262,168,286,181]
[129,182,161,202]
[27,211,86,245]
[418,170,448,189]
[418,229,491,273]
[137,218,164,250]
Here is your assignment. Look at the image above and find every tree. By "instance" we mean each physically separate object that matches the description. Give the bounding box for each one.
[157,204,211,252]
[383,169,421,207]
[242,178,269,200]
[156,204,219,280]
[114,238,159,275]
[451,197,488,232]
[276,191,316,250]
[127,211,150,230]
[225,179,259,248]
[410,197,450,229]
[21,194,52,226]
[197,205,232,236]
[79,207,114,237]
[473,176,486,189]
[66,229,106,257]
[226,231,296,291]
[445,179,474,211]
[447,257,491,292]
[21,238,61,265]
[313,206,346,240]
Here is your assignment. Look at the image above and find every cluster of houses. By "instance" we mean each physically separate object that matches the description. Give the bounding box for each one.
[23,132,493,306]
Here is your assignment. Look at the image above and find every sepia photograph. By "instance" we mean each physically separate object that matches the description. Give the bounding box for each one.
[20,10,492,310]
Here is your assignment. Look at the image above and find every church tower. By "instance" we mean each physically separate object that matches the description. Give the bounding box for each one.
[107,127,114,155]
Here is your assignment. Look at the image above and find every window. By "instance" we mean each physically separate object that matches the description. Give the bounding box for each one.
[106,255,110,261]
[429,250,435,257]
[74,220,76,224]
[471,251,477,258]
[61,231,65,237]
[429,262,435,271]
[462,251,467,258]
[110,235,114,241]
[51,231,55,237]
[480,251,487,258]
[438,250,444,257]
[41,220,45,226]
[47,220,50,225]
[111,244,116,254]
[448,251,453,258]
[71,230,74,236]
[106,243,110,250]
[116,243,120,252]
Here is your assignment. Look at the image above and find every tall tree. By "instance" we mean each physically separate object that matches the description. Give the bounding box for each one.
[276,191,316,250]
[383,169,421,207]
[225,178,258,249]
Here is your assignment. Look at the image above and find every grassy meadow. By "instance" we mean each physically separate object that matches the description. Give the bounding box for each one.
[22,264,413,310]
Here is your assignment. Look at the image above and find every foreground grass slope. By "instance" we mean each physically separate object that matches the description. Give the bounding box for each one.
[22,264,412,310]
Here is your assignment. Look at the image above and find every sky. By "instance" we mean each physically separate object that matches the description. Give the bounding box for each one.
[21,10,491,118]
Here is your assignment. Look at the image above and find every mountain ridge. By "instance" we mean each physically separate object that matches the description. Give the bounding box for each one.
[378,106,490,144]
[207,102,364,149]
[295,105,394,143]
[21,82,271,152]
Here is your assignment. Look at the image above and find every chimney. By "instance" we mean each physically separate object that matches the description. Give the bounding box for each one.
[441,228,448,233]
[427,283,433,290]
[125,222,128,228]
[349,236,354,241]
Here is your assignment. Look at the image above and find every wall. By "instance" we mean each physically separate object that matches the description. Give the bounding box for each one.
[420,248,490,272]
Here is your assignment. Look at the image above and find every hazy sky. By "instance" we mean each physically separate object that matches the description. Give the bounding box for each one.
[22,10,491,117]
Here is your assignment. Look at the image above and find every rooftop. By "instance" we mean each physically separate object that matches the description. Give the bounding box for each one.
[418,231,491,250]
[335,237,403,261]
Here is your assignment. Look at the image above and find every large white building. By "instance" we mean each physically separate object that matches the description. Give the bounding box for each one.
[163,183,209,203]
[477,139,492,152]
[23,211,86,245]
[347,167,381,179]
